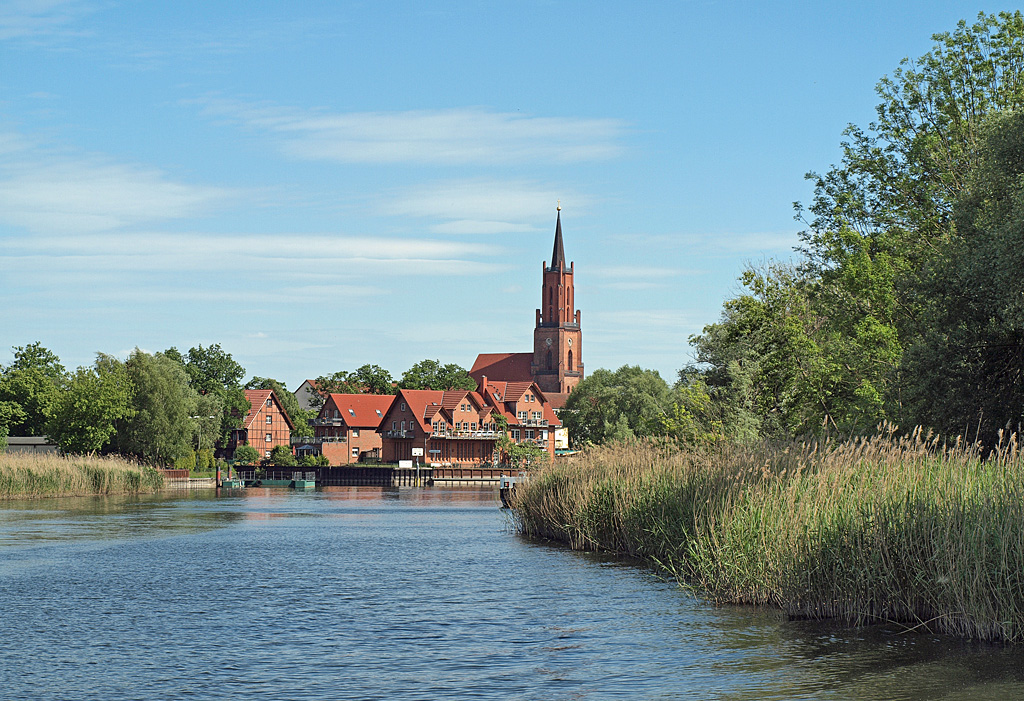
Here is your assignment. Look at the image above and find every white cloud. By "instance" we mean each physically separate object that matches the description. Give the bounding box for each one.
[199,99,626,165]
[390,179,587,236]
[0,153,237,234]
[0,0,94,40]
[2,231,505,277]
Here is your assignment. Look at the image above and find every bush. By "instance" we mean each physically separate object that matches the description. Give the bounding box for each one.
[299,453,329,467]
[233,444,260,465]
[269,444,297,467]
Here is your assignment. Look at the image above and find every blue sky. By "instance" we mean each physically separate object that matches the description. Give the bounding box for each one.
[1,1,1012,388]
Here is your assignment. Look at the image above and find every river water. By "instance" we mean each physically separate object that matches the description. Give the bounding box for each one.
[0,487,1022,700]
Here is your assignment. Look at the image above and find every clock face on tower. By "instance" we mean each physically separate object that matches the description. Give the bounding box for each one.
[545,337,552,346]
[567,337,573,347]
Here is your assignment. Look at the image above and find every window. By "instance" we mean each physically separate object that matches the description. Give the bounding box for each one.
[526,430,534,439]
[265,433,272,442]
[511,429,520,440]
[352,447,359,457]
[352,428,359,437]
[401,402,406,412]
[266,415,272,424]
[401,420,406,431]
[518,411,527,420]
[266,398,272,407]
[471,422,477,431]
[541,430,548,440]
[392,421,397,430]
[376,409,382,417]
[265,451,271,458]
[349,408,356,416]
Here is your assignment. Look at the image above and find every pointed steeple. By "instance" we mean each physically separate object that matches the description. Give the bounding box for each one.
[550,204,566,271]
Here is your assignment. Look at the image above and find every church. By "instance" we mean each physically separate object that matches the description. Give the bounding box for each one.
[470,205,584,408]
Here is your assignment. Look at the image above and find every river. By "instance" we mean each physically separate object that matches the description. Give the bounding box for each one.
[0,486,1021,700]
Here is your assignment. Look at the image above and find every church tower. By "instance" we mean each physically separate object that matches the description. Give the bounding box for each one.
[532,205,583,394]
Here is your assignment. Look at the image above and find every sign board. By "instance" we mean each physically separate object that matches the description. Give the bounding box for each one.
[411,448,424,457]
[429,449,442,454]
[399,460,413,468]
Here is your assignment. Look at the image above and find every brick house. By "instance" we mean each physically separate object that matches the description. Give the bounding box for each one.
[379,382,560,467]
[303,393,393,465]
[228,389,295,460]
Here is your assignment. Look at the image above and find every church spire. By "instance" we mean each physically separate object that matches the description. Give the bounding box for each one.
[550,204,566,271]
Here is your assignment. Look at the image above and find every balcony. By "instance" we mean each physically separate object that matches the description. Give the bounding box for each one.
[431,429,502,440]
[310,417,346,426]
[291,435,347,445]
[384,430,415,439]
[516,417,549,427]
[516,438,548,447]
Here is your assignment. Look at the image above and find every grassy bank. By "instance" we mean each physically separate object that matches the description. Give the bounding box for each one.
[512,433,1024,642]
[0,452,164,499]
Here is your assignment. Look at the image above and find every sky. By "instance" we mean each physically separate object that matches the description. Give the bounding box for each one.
[1,0,1015,389]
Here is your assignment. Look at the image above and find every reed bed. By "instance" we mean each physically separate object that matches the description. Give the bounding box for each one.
[512,431,1024,642]
[0,452,164,498]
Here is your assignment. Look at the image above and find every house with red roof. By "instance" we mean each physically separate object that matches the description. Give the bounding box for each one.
[379,381,561,467]
[228,389,296,460]
[302,393,393,465]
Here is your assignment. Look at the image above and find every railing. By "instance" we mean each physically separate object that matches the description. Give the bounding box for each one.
[310,418,346,426]
[291,435,346,445]
[517,438,548,447]
[383,430,415,439]
[517,418,549,427]
[430,429,502,440]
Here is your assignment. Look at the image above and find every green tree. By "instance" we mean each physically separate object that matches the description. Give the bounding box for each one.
[901,110,1024,442]
[167,344,247,444]
[795,11,1024,430]
[269,444,297,467]
[233,444,260,465]
[113,349,198,465]
[399,359,476,391]
[46,354,135,454]
[313,364,396,398]
[0,342,67,436]
[561,366,673,447]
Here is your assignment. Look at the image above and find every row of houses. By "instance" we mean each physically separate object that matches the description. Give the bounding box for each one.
[227,376,566,468]
[228,208,582,468]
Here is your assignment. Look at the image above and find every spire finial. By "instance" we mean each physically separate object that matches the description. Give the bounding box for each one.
[557,199,561,212]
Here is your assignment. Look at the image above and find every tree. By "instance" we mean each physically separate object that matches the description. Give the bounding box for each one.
[561,366,673,447]
[46,354,135,455]
[233,444,260,465]
[313,364,396,398]
[794,11,1024,431]
[400,359,476,391]
[0,342,67,436]
[901,110,1024,442]
[245,377,314,438]
[269,444,297,467]
[113,349,198,466]
[167,344,247,444]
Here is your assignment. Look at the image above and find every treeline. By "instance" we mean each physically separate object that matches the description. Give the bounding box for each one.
[566,12,1024,449]
[0,343,475,467]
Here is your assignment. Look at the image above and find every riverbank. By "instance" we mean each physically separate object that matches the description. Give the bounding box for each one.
[0,452,164,498]
[512,434,1024,642]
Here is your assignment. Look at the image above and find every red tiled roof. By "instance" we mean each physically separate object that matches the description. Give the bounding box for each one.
[324,394,394,429]
[470,352,534,383]
[241,389,296,431]
[392,389,446,432]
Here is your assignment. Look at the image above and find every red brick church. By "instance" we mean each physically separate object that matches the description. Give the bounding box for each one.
[470,206,584,406]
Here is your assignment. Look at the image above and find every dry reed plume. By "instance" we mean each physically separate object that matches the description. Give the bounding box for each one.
[0,452,164,498]
[512,430,1024,642]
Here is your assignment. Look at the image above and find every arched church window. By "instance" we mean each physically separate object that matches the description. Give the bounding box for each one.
[546,349,552,370]
[568,350,574,371]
